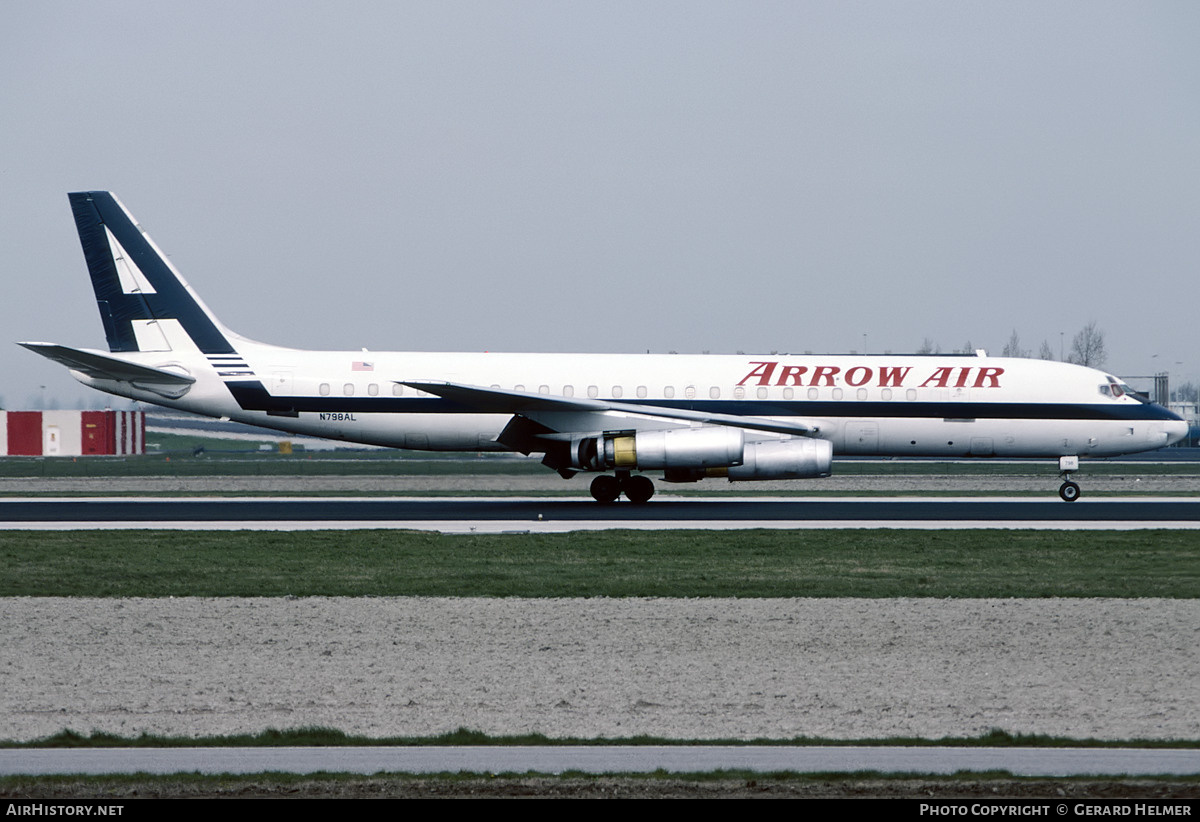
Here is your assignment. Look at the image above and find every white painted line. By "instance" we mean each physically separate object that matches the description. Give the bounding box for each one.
[3,520,1199,533]
[4,495,1200,503]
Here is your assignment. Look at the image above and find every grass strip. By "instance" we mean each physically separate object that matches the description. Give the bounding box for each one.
[5,727,1198,749]
[1,529,1197,598]
[1,451,1197,478]
[5,772,1197,799]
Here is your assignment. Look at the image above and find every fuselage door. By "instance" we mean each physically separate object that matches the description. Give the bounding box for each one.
[268,370,294,396]
[970,437,994,456]
[846,420,879,454]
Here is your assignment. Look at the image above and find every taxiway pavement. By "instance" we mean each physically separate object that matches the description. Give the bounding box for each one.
[1,495,1198,531]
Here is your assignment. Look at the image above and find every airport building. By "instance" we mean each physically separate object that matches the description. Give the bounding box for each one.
[0,410,145,456]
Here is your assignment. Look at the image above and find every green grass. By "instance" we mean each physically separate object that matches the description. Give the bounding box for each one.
[2,446,1197,479]
[2,529,1197,598]
[6,726,1197,749]
[5,771,1195,799]
[0,454,548,478]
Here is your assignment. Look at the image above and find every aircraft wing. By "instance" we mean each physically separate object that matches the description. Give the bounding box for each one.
[401,380,814,437]
[18,342,196,386]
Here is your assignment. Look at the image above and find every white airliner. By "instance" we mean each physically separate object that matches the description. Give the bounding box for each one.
[21,191,1188,502]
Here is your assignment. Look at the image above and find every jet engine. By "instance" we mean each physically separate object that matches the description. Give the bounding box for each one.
[725,438,832,480]
[570,427,745,472]
[571,427,833,481]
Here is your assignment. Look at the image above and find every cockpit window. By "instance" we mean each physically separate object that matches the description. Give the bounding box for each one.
[1122,385,1150,403]
[1103,376,1149,403]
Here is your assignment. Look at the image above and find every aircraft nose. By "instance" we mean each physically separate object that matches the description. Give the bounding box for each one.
[1165,418,1189,446]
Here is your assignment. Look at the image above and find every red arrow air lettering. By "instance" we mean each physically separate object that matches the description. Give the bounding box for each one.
[737,362,1003,390]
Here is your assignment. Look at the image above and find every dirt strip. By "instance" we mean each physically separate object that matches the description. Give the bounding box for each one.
[2,597,1196,743]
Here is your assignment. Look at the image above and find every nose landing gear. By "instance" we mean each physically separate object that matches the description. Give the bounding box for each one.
[589,471,655,504]
[1058,456,1081,502]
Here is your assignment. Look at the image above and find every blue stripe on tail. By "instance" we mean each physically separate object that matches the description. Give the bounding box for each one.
[69,191,236,355]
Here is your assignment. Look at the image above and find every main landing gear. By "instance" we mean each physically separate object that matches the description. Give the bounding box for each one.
[590,471,655,504]
[1058,455,1081,502]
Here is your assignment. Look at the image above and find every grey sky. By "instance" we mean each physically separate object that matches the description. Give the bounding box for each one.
[3,1,1198,408]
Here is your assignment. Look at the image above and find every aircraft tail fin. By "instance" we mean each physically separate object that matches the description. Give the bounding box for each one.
[68,191,239,355]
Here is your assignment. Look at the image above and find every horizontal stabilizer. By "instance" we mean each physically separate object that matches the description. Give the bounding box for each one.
[401,380,814,437]
[18,342,196,386]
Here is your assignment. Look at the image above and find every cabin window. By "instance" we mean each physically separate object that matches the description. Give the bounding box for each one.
[807,387,818,400]
[783,387,794,400]
[664,386,675,399]
[685,385,696,399]
[636,385,648,399]
[514,384,525,393]
[319,383,330,396]
[734,386,745,399]
[881,388,893,401]
[856,388,868,401]
[587,385,599,398]
[756,387,767,400]
[906,389,918,401]
[709,386,720,399]
[365,383,377,396]
[832,388,843,400]
[343,383,355,396]
[612,386,623,398]
[538,385,550,395]
[393,384,404,396]
[563,385,574,397]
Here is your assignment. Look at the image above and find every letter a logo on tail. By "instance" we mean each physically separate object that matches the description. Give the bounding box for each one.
[69,191,239,356]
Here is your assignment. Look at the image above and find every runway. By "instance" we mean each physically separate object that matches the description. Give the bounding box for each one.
[1,495,1198,531]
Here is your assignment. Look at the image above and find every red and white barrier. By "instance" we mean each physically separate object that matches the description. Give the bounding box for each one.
[0,410,145,456]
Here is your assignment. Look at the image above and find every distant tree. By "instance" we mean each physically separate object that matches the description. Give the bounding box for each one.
[1037,340,1056,360]
[1002,330,1029,358]
[1173,382,1199,403]
[957,340,975,355]
[1067,321,1107,368]
[916,338,940,355]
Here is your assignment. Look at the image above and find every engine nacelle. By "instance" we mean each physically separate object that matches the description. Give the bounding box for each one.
[726,438,832,480]
[570,427,832,482]
[571,427,745,471]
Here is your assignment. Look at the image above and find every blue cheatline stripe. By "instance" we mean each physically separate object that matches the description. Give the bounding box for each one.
[69,192,237,356]
[222,382,1181,422]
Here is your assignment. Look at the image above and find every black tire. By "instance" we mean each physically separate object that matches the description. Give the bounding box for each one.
[623,474,655,504]
[1059,481,1081,502]
[590,475,620,503]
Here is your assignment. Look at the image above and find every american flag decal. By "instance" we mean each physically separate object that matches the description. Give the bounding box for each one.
[352,361,375,371]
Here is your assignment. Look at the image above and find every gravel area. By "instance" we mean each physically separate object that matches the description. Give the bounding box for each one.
[2,597,1196,743]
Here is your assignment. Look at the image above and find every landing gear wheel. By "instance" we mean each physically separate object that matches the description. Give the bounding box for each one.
[1059,481,1081,502]
[590,475,620,504]
[623,474,655,504]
